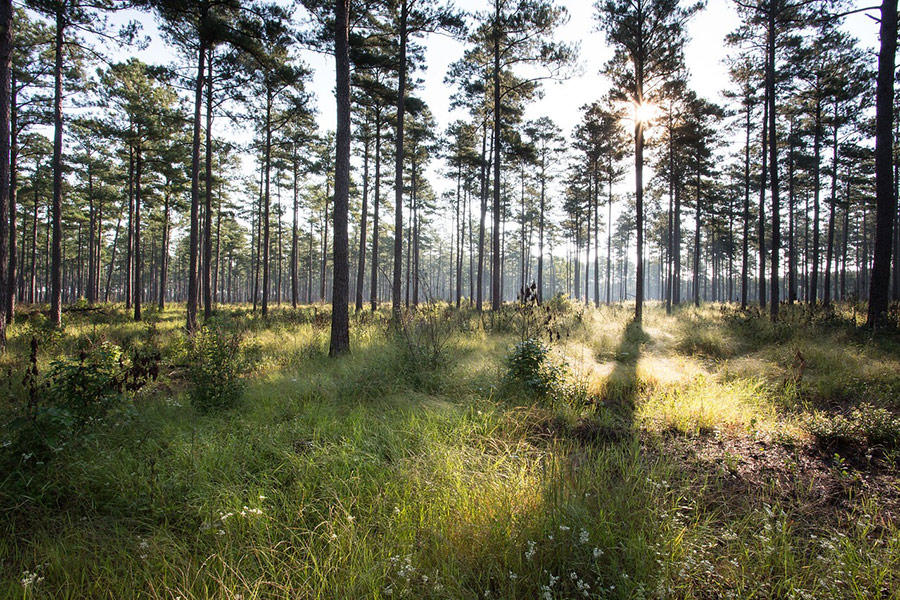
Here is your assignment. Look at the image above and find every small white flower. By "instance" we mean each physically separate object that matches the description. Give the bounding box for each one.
[559,525,570,532]
[525,540,536,560]
[578,529,589,544]
[592,547,603,558]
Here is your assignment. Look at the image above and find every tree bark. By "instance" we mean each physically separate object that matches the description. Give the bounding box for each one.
[392,0,408,322]
[491,0,502,311]
[187,33,207,332]
[0,0,10,346]
[262,88,272,318]
[203,48,214,319]
[767,5,780,320]
[49,7,64,326]
[355,122,369,312]
[330,0,351,355]
[867,0,898,327]
[134,142,142,321]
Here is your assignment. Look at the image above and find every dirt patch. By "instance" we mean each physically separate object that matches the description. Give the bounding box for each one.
[656,432,900,524]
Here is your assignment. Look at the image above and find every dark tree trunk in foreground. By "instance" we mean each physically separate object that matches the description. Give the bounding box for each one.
[6,66,14,321]
[867,0,898,327]
[330,0,351,356]
[0,0,10,347]
[392,0,408,322]
[50,8,64,327]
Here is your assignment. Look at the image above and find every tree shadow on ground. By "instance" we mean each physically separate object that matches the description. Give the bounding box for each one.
[571,319,646,445]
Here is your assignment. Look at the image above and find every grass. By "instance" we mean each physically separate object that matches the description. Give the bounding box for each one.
[1,301,900,599]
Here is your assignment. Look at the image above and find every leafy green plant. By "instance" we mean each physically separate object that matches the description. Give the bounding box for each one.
[186,324,255,412]
[4,341,129,463]
[503,338,566,399]
[806,403,900,451]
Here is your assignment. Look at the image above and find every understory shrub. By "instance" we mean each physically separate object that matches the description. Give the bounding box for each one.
[186,324,255,412]
[806,403,900,451]
[503,338,566,399]
[4,341,128,463]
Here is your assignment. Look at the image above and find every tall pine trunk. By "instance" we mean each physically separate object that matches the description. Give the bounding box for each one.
[203,50,214,319]
[867,0,898,326]
[392,0,408,321]
[49,7,64,326]
[0,0,10,346]
[370,111,382,311]
[330,0,351,355]
[186,33,207,332]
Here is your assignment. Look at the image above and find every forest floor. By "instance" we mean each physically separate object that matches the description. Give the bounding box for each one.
[1,300,899,599]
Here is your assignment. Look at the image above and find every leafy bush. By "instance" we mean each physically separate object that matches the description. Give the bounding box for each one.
[45,342,127,424]
[503,338,566,399]
[186,324,254,412]
[4,341,128,463]
[806,403,900,451]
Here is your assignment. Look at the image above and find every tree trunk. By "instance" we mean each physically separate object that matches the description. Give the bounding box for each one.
[635,115,644,322]
[159,191,169,311]
[0,0,10,346]
[203,48,214,319]
[292,153,299,308]
[537,152,545,303]
[767,5,780,320]
[811,98,822,304]
[187,33,207,332]
[694,163,701,307]
[49,7,64,326]
[867,0,898,327]
[788,116,796,303]
[476,122,488,312]
[6,65,15,320]
[491,0,502,311]
[741,98,751,309]
[758,77,768,309]
[371,111,382,311]
[330,0,351,355]
[355,123,369,312]
[392,0,408,321]
[824,105,839,307]
[262,88,272,318]
[134,142,142,321]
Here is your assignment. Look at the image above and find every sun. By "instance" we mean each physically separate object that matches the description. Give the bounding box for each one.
[634,101,658,126]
